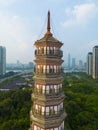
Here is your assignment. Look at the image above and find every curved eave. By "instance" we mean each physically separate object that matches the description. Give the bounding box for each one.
[33,76,64,81]
[34,36,63,47]
[34,58,64,64]
[30,111,66,127]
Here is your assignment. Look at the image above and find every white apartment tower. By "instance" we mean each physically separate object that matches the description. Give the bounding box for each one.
[92,46,98,79]
[0,46,6,75]
[87,52,92,76]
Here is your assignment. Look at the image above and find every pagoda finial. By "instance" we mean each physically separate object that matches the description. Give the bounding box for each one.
[47,10,50,32]
[45,10,52,37]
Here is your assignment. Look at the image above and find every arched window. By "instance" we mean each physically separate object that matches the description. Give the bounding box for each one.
[54,85,57,93]
[42,85,45,94]
[34,125,37,130]
[46,85,49,94]
[44,47,46,54]
[50,65,53,73]
[47,47,49,54]
[35,104,38,113]
[38,105,41,114]
[50,85,53,93]
[47,65,49,73]
[58,104,60,111]
[54,106,57,114]
[43,65,46,73]
[54,65,56,73]
[50,47,53,54]
[36,84,39,92]
[50,106,53,115]
[42,106,45,115]
[54,47,56,54]
[46,107,49,115]
[60,102,63,110]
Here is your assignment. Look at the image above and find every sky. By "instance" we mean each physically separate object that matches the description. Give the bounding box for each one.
[0,0,98,64]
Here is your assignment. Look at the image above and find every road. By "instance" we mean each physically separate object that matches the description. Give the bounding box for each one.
[0,70,33,83]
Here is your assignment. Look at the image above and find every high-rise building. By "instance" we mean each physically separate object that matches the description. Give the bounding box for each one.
[78,60,83,70]
[92,46,98,79]
[72,58,76,69]
[30,11,66,130]
[86,52,92,76]
[0,46,6,75]
[68,53,71,69]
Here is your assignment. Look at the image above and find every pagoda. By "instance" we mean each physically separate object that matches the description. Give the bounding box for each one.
[30,11,66,130]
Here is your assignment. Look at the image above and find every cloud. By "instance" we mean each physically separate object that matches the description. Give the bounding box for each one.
[86,40,98,51]
[0,0,16,6]
[62,2,98,28]
[0,11,37,63]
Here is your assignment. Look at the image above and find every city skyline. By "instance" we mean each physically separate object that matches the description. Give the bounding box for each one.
[0,0,98,63]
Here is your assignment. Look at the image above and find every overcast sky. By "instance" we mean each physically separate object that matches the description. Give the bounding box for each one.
[0,0,98,64]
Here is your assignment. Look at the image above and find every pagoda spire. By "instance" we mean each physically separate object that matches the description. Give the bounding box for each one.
[45,10,52,37]
[47,10,50,32]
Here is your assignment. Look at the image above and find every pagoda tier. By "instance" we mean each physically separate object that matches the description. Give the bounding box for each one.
[30,11,66,130]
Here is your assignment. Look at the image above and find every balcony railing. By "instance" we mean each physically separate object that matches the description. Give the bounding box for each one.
[35,50,63,57]
[33,109,65,118]
[35,68,64,76]
[34,88,63,95]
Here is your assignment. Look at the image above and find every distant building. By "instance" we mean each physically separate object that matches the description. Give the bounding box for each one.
[0,46,6,75]
[87,52,92,76]
[84,62,87,71]
[92,46,98,79]
[72,58,76,69]
[17,60,20,65]
[78,60,83,70]
[28,62,34,69]
[68,53,71,69]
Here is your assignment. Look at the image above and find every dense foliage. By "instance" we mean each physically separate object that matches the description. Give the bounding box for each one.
[0,89,32,130]
[63,73,98,130]
[0,73,98,130]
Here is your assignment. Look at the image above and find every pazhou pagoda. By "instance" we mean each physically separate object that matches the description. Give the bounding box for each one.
[30,11,66,130]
